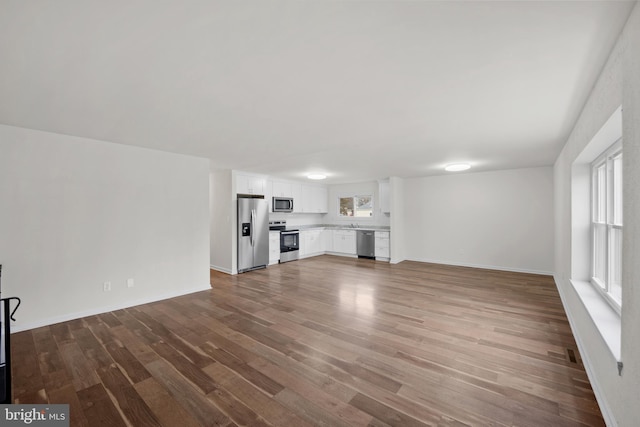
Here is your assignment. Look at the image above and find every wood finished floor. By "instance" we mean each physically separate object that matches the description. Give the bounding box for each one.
[11,256,604,426]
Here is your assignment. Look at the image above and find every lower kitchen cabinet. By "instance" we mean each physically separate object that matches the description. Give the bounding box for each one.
[332,230,356,255]
[375,231,390,259]
[269,231,280,265]
[292,228,389,261]
[300,229,324,258]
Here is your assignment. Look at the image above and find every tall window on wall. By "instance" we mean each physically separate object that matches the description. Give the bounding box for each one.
[592,138,622,309]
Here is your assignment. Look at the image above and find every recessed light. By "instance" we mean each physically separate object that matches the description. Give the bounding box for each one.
[307,174,327,180]
[445,163,471,172]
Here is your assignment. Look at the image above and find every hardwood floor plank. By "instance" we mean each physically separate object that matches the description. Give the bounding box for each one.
[14,388,48,404]
[76,383,128,427]
[97,312,122,328]
[248,357,374,426]
[10,330,44,397]
[32,326,67,374]
[71,327,114,370]
[134,377,202,427]
[107,325,160,366]
[275,387,354,427]
[112,310,162,346]
[57,341,101,392]
[206,385,271,427]
[349,392,430,427]
[200,341,285,396]
[88,322,115,346]
[48,384,89,427]
[145,359,231,427]
[203,362,315,427]
[96,364,162,427]
[41,369,74,393]
[50,323,74,344]
[150,341,217,394]
[103,341,151,384]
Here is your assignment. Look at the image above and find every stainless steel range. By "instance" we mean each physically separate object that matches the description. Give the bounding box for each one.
[269,220,299,263]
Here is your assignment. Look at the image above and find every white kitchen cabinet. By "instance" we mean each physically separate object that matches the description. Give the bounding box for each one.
[308,229,323,255]
[299,230,308,258]
[300,186,313,213]
[236,173,266,196]
[375,231,390,259]
[272,180,293,198]
[269,231,280,265]
[291,183,303,213]
[332,230,356,255]
[322,229,332,252]
[300,184,328,213]
[315,186,328,213]
[300,229,324,258]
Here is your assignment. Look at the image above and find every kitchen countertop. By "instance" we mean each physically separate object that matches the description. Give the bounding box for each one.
[296,224,390,232]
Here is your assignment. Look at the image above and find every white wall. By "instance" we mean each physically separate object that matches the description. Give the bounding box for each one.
[325,181,391,227]
[210,169,233,274]
[389,176,405,264]
[402,167,554,274]
[0,125,211,331]
[554,3,640,425]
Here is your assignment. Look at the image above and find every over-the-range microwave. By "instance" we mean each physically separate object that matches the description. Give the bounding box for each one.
[272,197,293,213]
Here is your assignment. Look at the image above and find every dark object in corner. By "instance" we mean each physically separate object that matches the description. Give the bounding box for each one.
[0,264,22,404]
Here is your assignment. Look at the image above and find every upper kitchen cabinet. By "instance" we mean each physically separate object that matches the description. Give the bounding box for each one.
[378,179,390,214]
[291,183,303,213]
[300,184,328,213]
[272,180,293,198]
[315,186,328,213]
[236,172,267,196]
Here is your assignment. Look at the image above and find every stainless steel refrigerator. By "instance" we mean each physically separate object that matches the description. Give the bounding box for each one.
[237,195,269,273]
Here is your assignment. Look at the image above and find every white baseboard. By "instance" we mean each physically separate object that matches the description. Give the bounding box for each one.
[299,251,325,260]
[11,283,212,333]
[325,252,358,259]
[210,264,233,274]
[405,257,553,276]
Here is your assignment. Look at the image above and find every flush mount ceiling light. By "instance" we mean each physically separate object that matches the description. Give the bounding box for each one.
[444,163,471,172]
[307,174,327,180]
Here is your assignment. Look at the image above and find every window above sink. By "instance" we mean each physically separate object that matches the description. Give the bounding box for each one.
[339,195,373,218]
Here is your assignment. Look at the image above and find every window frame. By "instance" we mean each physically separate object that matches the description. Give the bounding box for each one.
[590,138,623,313]
[337,194,374,219]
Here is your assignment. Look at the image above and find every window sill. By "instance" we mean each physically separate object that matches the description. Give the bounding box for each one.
[570,279,621,362]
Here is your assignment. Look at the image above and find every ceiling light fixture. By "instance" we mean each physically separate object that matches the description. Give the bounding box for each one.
[444,163,471,172]
[307,174,327,180]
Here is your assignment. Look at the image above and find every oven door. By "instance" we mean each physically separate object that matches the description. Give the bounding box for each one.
[280,230,299,252]
[280,230,299,263]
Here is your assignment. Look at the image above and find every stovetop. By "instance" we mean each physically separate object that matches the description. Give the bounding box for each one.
[269,220,298,232]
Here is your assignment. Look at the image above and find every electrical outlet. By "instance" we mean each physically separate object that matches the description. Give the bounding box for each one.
[103,281,111,292]
[127,278,134,288]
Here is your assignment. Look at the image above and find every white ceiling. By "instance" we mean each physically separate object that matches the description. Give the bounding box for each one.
[0,1,635,183]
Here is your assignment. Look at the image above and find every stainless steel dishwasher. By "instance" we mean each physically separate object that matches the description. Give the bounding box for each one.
[356,230,376,259]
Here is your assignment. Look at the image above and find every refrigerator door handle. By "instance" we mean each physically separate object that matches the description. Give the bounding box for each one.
[251,209,256,247]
